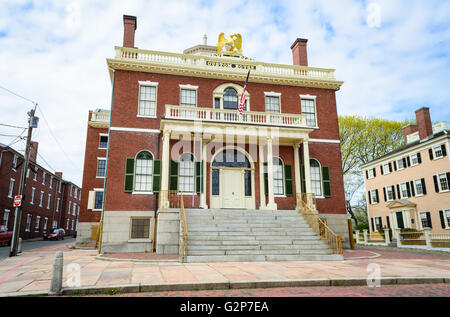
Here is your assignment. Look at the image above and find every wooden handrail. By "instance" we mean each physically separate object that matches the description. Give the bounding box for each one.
[296,193,343,255]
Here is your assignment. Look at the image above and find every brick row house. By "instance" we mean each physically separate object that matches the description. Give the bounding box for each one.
[362,107,450,236]
[0,141,80,239]
[77,15,349,256]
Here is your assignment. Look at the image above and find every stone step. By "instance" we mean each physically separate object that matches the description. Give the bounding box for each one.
[188,244,329,251]
[184,254,344,263]
[187,249,333,256]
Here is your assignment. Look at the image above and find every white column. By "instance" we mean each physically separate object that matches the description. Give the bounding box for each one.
[201,139,208,209]
[363,229,368,244]
[355,230,360,244]
[293,142,302,197]
[302,139,312,195]
[424,228,432,248]
[160,130,170,209]
[259,142,266,210]
[384,228,391,245]
[266,137,277,210]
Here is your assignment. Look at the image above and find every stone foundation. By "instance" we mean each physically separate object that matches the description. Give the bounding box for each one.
[76,222,99,244]
[155,209,180,255]
[318,213,350,249]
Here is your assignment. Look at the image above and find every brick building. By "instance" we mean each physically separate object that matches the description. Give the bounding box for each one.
[0,141,80,239]
[362,108,450,236]
[77,15,348,258]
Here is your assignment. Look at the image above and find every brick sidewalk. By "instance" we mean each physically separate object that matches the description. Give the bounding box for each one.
[0,243,449,295]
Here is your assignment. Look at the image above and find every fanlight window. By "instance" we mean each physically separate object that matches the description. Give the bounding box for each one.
[223,88,238,110]
[134,151,153,191]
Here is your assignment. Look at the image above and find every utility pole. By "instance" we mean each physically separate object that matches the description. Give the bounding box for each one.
[9,106,38,257]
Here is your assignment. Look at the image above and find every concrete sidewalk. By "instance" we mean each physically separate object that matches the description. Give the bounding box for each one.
[0,242,449,296]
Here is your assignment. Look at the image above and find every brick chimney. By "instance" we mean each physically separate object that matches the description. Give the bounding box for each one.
[415,107,433,140]
[55,172,63,179]
[29,141,38,162]
[123,15,137,48]
[402,124,418,143]
[291,38,308,66]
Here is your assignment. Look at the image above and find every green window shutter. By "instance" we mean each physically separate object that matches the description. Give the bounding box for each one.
[195,161,203,194]
[301,164,306,194]
[169,160,178,191]
[284,164,293,197]
[263,163,268,196]
[124,158,135,192]
[152,160,161,193]
[322,166,331,197]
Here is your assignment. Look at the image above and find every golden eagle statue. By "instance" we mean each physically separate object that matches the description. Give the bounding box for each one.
[217,33,242,55]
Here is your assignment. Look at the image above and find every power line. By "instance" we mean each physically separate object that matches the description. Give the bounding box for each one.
[0,84,37,106]
[0,123,27,129]
[37,152,56,173]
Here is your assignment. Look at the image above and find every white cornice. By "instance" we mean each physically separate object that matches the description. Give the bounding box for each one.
[110,127,161,134]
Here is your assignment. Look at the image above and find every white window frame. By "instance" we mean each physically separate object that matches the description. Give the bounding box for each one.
[419,212,431,230]
[370,189,379,204]
[68,201,71,215]
[137,81,158,118]
[58,180,61,193]
[178,153,195,193]
[93,190,104,211]
[413,178,425,197]
[273,157,285,197]
[99,133,109,149]
[382,163,391,175]
[300,94,318,127]
[367,168,375,179]
[8,179,15,198]
[444,209,450,229]
[39,191,44,207]
[49,176,53,189]
[73,203,76,216]
[264,92,282,113]
[25,214,32,232]
[432,145,444,159]
[71,219,74,231]
[33,169,37,181]
[47,194,51,209]
[437,173,449,192]
[400,182,409,199]
[43,217,48,232]
[96,158,107,178]
[386,186,395,201]
[66,219,69,230]
[396,158,405,170]
[3,209,10,228]
[179,84,198,107]
[56,198,60,212]
[35,216,40,232]
[410,153,420,166]
[12,155,17,171]
[52,220,57,229]
[70,184,73,197]
[42,172,46,185]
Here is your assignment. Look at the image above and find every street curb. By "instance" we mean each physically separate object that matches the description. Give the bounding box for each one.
[0,276,448,297]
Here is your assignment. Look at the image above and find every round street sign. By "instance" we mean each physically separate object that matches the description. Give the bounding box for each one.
[13,195,22,207]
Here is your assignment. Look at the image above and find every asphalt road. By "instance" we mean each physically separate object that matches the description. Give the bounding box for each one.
[0,237,76,259]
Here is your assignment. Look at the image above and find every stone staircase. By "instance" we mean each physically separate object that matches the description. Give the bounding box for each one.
[184,209,344,262]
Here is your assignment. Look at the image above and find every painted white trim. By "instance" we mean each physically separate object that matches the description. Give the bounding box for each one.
[309,138,340,144]
[299,94,317,100]
[136,115,157,119]
[110,127,161,133]
[138,80,158,86]
[132,191,154,195]
[264,91,282,97]
[179,84,199,90]
[93,188,104,191]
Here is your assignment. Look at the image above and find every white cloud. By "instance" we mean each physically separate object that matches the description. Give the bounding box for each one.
[0,0,449,186]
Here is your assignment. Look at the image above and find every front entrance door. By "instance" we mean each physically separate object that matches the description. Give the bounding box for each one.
[396,212,404,229]
[222,169,243,208]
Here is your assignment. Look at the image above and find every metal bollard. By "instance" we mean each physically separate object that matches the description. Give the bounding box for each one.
[49,251,63,296]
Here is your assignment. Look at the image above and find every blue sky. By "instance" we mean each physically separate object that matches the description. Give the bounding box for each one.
[0,0,449,186]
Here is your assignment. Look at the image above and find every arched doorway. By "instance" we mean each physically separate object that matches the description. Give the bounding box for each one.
[210,148,254,209]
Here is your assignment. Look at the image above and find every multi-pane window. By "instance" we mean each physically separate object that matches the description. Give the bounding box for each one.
[397,158,405,170]
[211,169,219,195]
[301,98,316,126]
[273,157,284,195]
[223,88,238,110]
[265,96,280,113]
[433,146,443,159]
[179,153,195,193]
[42,172,46,185]
[3,210,10,228]
[445,210,450,228]
[370,189,379,203]
[73,203,77,215]
[400,183,409,198]
[374,217,382,231]
[438,173,449,192]
[414,179,424,196]
[99,135,108,149]
[8,179,15,198]
[97,159,106,177]
[382,163,391,174]
[180,89,196,107]
[138,85,157,117]
[47,194,51,209]
[12,155,17,170]
[134,151,153,192]
[411,153,420,166]
[310,159,322,197]
[420,212,431,229]
[94,191,103,210]
[367,169,375,179]
[131,218,150,239]
[35,216,40,232]
[39,191,44,207]
[386,186,394,201]
[26,214,32,232]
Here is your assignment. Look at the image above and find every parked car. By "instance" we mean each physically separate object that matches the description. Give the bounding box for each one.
[0,225,12,246]
[43,228,65,241]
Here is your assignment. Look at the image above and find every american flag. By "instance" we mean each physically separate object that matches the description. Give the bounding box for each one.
[238,70,250,116]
